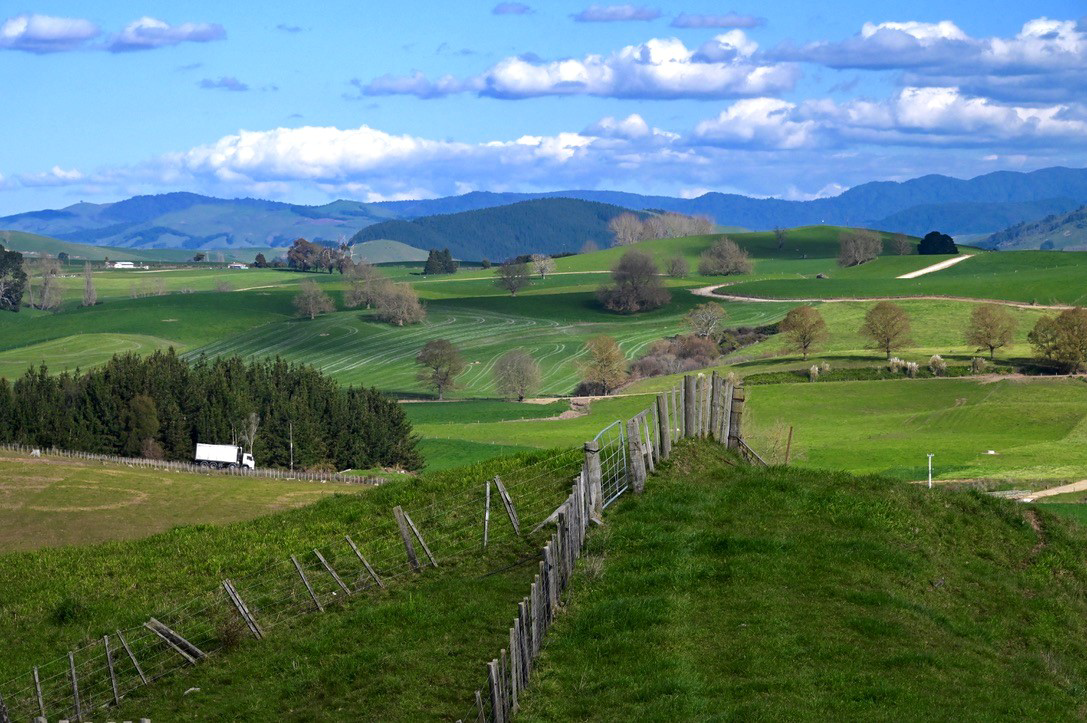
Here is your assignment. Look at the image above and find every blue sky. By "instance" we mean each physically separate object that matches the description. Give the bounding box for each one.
[1,0,1084,214]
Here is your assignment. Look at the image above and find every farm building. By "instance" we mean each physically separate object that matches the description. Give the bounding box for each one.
[227,262,249,270]
[106,261,136,269]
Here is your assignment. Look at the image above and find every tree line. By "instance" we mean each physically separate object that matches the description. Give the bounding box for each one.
[0,349,421,471]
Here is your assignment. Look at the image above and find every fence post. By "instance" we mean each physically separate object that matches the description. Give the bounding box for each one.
[0,690,9,723]
[393,505,421,572]
[483,480,492,549]
[33,666,45,718]
[727,384,746,450]
[625,417,647,493]
[583,440,603,520]
[683,375,696,438]
[709,371,721,441]
[291,556,324,612]
[656,393,672,460]
[345,536,385,589]
[104,634,121,707]
[68,651,81,723]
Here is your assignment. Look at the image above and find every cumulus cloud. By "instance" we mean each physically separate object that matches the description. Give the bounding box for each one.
[199,76,250,92]
[17,166,86,187]
[583,113,679,142]
[492,3,533,14]
[0,14,99,53]
[359,31,798,99]
[695,98,818,149]
[108,17,225,52]
[572,5,661,22]
[773,17,1087,102]
[671,12,764,29]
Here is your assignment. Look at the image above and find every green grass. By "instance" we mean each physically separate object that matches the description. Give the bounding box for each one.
[744,377,1087,482]
[403,399,569,425]
[0,448,580,717]
[518,440,1087,720]
[0,333,178,379]
[0,449,355,552]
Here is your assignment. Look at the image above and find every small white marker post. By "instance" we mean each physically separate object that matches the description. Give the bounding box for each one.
[927,453,934,489]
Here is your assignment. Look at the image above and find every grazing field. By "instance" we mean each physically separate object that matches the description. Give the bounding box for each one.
[744,377,1087,482]
[518,441,1087,720]
[0,450,355,551]
[0,332,177,379]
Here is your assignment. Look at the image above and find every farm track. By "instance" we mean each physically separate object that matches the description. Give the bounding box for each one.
[691,284,1077,311]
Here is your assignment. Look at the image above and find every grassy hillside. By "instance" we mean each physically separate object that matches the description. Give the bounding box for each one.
[0,230,262,262]
[519,441,1087,719]
[986,205,1087,251]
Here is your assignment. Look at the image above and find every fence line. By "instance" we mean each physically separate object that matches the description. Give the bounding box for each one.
[0,442,383,486]
[459,373,749,721]
[0,375,752,723]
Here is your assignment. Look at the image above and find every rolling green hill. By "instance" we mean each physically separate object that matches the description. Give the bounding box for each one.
[519,441,1087,720]
[985,205,1087,251]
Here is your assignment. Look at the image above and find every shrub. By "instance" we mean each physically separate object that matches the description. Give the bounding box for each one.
[929,354,947,376]
[888,357,906,373]
[819,361,831,373]
[808,365,820,382]
[630,334,720,379]
[698,238,752,276]
[972,357,987,374]
[905,361,919,378]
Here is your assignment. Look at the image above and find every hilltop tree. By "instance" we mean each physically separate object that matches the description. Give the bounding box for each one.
[193,252,206,262]
[374,283,425,326]
[684,302,727,338]
[0,245,27,312]
[1028,307,1087,372]
[493,349,541,402]
[919,231,958,255]
[531,254,556,279]
[965,304,1017,360]
[860,301,913,359]
[666,256,689,277]
[698,238,752,276]
[598,250,670,314]
[416,339,465,400]
[495,260,531,296]
[82,262,97,307]
[780,305,828,360]
[293,279,336,320]
[579,335,627,395]
[838,230,882,267]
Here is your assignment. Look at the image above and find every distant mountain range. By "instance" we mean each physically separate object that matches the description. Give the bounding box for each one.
[2,166,1087,258]
[983,205,1087,251]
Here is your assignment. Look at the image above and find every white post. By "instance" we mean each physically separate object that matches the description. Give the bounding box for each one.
[927,453,934,489]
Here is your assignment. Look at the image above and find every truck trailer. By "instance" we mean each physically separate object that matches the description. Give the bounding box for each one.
[195,443,255,470]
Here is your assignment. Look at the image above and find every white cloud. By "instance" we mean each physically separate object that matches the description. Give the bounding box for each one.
[695,98,818,149]
[774,16,1087,102]
[18,166,85,187]
[108,17,225,52]
[0,14,99,53]
[671,13,764,29]
[572,5,661,22]
[361,32,798,99]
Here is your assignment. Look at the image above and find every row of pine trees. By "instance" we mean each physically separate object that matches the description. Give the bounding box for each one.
[0,349,421,471]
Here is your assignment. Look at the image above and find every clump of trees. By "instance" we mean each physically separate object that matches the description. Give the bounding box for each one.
[780,306,828,360]
[1028,307,1087,372]
[423,248,458,275]
[608,212,715,246]
[294,280,336,319]
[838,230,883,267]
[666,256,689,277]
[577,335,627,395]
[286,238,353,273]
[0,350,421,470]
[0,245,28,312]
[416,339,465,400]
[375,283,426,326]
[493,349,541,401]
[698,238,752,276]
[253,253,268,268]
[860,301,913,359]
[891,234,914,255]
[684,302,727,338]
[965,304,1017,360]
[630,335,720,379]
[597,251,670,313]
[919,231,958,255]
[495,260,532,296]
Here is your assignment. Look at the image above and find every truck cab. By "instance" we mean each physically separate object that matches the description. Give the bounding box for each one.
[242,452,256,470]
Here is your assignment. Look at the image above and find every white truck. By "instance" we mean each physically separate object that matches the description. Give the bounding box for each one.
[195,443,255,470]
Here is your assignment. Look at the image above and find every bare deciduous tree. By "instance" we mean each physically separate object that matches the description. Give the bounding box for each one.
[838,230,883,267]
[374,283,426,326]
[780,305,828,360]
[684,302,727,338]
[608,213,644,246]
[579,335,628,395]
[82,262,97,307]
[891,233,913,255]
[965,303,1017,360]
[698,238,753,276]
[238,412,260,454]
[493,349,541,401]
[293,279,336,320]
[495,260,532,296]
[774,226,787,250]
[344,261,385,309]
[530,254,556,279]
[860,301,913,359]
[665,256,689,277]
[416,339,465,400]
[597,250,670,313]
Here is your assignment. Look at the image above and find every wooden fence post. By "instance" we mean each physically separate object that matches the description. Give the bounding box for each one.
[223,579,264,639]
[116,630,147,684]
[785,425,794,465]
[727,385,746,450]
[657,393,672,460]
[291,556,324,612]
[393,505,421,573]
[145,618,207,663]
[625,417,647,493]
[683,375,696,438]
[401,508,438,568]
[494,477,521,536]
[68,651,81,723]
[709,371,721,441]
[104,634,121,707]
[33,666,45,718]
[583,440,603,520]
[483,480,492,548]
[313,549,352,596]
[0,690,10,723]
[345,536,385,589]
[642,412,656,474]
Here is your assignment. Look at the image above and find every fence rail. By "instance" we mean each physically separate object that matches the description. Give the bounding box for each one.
[0,442,383,486]
[0,373,751,723]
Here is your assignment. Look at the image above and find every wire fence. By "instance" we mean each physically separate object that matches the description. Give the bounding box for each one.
[0,372,750,723]
[0,442,384,486]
